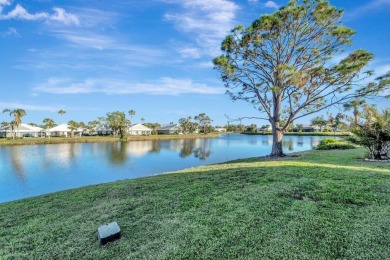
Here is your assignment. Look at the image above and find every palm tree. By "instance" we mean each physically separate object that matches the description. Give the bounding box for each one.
[3,108,27,139]
[68,120,79,138]
[43,118,55,139]
[343,99,366,129]
[141,118,145,124]
[128,109,136,121]
[0,121,10,138]
[58,109,66,117]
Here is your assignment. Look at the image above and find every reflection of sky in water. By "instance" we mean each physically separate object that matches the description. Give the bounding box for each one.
[0,134,337,203]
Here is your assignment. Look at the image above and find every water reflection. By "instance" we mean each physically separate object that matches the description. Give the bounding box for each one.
[1,134,336,203]
[9,147,25,180]
[110,142,128,165]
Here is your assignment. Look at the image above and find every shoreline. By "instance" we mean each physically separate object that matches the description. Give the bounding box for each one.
[0,133,221,146]
[242,131,351,136]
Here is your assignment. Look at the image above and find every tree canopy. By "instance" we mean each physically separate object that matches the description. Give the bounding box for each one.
[213,0,388,156]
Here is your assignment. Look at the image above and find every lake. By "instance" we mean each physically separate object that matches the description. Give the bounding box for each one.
[0,134,330,203]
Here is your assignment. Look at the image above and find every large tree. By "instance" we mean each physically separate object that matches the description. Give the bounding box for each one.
[213,0,387,156]
[3,108,27,139]
[106,111,129,140]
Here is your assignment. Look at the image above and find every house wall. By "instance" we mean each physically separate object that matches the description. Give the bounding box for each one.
[128,130,152,135]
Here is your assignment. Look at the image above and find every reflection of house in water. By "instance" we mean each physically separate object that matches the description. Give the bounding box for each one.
[310,136,321,148]
[297,136,304,147]
[43,143,80,166]
[262,135,273,146]
[126,141,154,157]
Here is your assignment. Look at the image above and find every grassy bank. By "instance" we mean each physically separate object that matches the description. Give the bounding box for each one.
[0,133,220,146]
[1,148,389,259]
[243,131,351,136]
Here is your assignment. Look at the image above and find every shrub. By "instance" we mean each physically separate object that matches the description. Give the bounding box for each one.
[352,107,390,160]
[316,138,356,150]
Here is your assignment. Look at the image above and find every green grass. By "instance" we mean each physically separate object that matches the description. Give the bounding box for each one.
[0,148,389,259]
[0,133,220,146]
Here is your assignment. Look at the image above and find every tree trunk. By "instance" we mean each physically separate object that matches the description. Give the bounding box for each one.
[270,127,285,157]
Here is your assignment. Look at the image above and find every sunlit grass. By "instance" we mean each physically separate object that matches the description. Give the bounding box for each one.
[0,148,389,259]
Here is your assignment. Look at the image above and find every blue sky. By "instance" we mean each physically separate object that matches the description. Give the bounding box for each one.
[1,0,389,126]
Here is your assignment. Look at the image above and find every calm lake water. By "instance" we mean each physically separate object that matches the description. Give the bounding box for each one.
[0,134,330,203]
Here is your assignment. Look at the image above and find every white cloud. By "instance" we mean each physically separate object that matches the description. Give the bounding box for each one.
[33,77,225,96]
[375,64,390,76]
[345,0,390,20]
[0,3,79,25]
[0,0,11,12]
[49,8,79,25]
[164,0,239,58]
[265,1,279,9]
[0,102,59,112]
[178,47,202,59]
[2,27,20,37]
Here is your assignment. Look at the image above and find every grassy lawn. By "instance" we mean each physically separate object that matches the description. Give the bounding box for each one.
[0,148,389,259]
[0,133,220,146]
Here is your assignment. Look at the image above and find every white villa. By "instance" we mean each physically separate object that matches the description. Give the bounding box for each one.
[128,124,152,135]
[258,125,272,132]
[48,124,83,137]
[94,125,113,135]
[157,124,182,135]
[0,123,44,138]
[214,127,227,132]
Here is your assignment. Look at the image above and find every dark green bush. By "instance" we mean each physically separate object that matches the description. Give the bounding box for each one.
[316,138,356,150]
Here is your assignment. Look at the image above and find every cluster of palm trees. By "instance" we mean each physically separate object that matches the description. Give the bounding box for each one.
[2,108,27,140]
[1,109,67,139]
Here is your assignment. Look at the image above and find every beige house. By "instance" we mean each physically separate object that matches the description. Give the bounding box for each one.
[128,124,152,135]
[0,123,44,138]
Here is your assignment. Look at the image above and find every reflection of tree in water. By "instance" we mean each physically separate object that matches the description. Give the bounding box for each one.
[193,139,211,160]
[282,139,294,151]
[109,142,128,165]
[297,136,304,147]
[179,139,196,158]
[68,143,76,159]
[9,147,26,181]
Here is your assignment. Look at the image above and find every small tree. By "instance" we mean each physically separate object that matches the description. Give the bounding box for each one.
[194,113,212,135]
[144,123,161,135]
[179,116,192,135]
[353,106,390,160]
[213,0,387,156]
[85,120,99,135]
[328,113,345,134]
[295,124,304,132]
[310,116,327,132]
